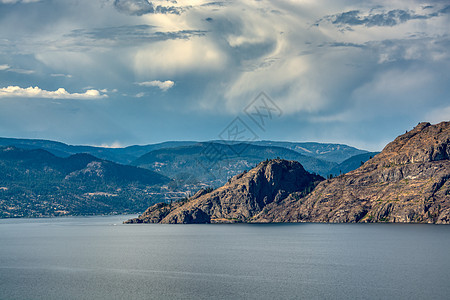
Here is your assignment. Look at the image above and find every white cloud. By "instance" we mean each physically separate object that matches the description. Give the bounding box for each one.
[0,86,107,99]
[50,73,72,78]
[137,80,175,91]
[0,64,35,74]
[99,88,117,93]
[97,141,123,148]
[0,0,40,3]
[8,68,35,74]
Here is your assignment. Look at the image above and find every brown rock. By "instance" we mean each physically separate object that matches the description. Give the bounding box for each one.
[254,121,450,224]
[127,159,323,224]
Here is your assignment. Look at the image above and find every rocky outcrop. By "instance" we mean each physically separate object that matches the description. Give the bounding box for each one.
[254,122,450,224]
[125,159,323,224]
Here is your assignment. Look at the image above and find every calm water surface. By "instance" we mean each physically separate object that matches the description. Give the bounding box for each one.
[1,215,449,299]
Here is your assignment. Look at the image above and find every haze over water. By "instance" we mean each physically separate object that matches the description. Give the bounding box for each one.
[1,215,449,299]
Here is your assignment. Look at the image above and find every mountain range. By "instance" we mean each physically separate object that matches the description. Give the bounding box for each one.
[0,136,374,218]
[131,142,336,187]
[0,137,365,164]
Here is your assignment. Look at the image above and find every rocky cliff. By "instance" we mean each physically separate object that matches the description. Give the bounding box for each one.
[254,122,450,224]
[125,159,323,224]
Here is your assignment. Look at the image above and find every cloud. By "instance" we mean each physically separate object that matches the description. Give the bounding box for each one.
[50,73,72,78]
[0,86,107,99]
[337,10,425,27]
[319,5,450,29]
[109,88,118,93]
[64,25,207,49]
[137,80,174,91]
[201,2,226,8]
[113,0,184,16]
[0,0,40,4]
[8,68,35,74]
[0,64,34,74]
[97,141,123,148]
[133,37,226,77]
[439,5,450,14]
[0,0,449,150]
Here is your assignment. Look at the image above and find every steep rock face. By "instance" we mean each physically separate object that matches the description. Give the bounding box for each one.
[255,122,450,224]
[368,122,449,166]
[126,159,323,224]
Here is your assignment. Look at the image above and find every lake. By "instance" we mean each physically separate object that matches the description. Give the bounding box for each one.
[1,216,449,299]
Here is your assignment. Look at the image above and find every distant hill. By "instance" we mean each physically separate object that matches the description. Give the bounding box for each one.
[0,137,368,165]
[114,141,198,163]
[0,137,197,164]
[327,152,380,176]
[0,147,171,218]
[249,141,367,163]
[131,142,336,188]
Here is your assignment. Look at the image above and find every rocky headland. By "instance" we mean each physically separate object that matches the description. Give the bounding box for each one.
[126,121,450,224]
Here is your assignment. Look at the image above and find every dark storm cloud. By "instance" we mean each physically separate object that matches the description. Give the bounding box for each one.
[231,39,277,62]
[439,5,450,14]
[201,2,227,7]
[68,24,157,40]
[328,42,366,49]
[66,25,207,46]
[319,5,450,29]
[331,9,427,27]
[114,0,184,15]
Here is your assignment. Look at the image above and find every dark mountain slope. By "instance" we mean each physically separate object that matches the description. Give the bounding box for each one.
[131,142,335,188]
[0,137,369,165]
[0,137,197,164]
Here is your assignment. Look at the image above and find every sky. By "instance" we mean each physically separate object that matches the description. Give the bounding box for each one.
[0,0,449,151]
